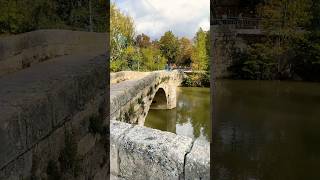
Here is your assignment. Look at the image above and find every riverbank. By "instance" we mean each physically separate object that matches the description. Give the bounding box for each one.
[181,71,210,87]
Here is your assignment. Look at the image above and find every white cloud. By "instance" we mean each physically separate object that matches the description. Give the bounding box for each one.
[114,0,210,40]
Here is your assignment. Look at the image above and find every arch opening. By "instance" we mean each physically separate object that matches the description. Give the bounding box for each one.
[150,88,167,109]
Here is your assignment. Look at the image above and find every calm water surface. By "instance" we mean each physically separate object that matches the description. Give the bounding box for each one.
[214,80,320,180]
[145,87,211,143]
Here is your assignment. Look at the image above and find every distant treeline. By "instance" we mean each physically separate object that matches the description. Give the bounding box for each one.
[0,0,107,34]
[227,0,320,81]
[110,3,210,72]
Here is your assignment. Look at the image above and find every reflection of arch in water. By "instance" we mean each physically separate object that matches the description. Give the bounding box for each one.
[150,88,168,109]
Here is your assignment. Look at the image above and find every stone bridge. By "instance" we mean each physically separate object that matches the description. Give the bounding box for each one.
[110,71,210,180]
[0,30,108,179]
[110,70,184,125]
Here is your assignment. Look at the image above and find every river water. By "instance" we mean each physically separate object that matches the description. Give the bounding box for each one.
[214,80,320,180]
[145,87,211,143]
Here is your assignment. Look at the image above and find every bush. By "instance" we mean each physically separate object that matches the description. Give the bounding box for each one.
[182,73,210,87]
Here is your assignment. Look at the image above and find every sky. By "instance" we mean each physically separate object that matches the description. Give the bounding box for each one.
[112,0,210,40]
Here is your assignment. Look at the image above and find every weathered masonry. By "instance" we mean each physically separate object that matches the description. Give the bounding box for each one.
[110,70,184,125]
[110,71,210,180]
[0,30,108,179]
[110,121,210,180]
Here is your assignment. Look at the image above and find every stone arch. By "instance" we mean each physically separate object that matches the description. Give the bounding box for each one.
[150,88,168,109]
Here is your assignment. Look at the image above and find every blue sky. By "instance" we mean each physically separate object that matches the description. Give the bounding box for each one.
[112,0,210,40]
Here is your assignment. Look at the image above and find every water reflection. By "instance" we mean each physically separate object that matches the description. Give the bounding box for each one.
[145,87,211,143]
[213,80,320,180]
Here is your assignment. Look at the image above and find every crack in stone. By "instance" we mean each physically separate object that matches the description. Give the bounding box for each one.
[182,139,195,180]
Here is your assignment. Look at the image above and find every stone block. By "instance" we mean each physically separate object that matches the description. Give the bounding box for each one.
[118,125,193,180]
[185,139,210,180]
[110,121,133,176]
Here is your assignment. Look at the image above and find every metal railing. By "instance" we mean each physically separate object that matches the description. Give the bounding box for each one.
[212,17,262,29]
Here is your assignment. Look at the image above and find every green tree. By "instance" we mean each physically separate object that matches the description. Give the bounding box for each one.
[290,1,320,81]
[159,31,179,64]
[0,0,106,34]
[259,0,312,77]
[141,46,167,71]
[123,45,143,71]
[110,3,135,71]
[192,28,209,71]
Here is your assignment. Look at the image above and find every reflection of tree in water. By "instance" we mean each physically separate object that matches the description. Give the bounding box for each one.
[176,88,211,141]
[213,80,320,180]
[145,87,211,142]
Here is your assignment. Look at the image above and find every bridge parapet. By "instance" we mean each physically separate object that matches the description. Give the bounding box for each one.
[110,71,151,84]
[110,120,210,180]
[0,30,106,77]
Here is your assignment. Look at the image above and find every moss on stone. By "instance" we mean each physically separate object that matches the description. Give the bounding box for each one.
[47,160,61,180]
[147,86,154,96]
[88,114,104,135]
[128,103,135,117]
[58,130,81,177]
[138,95,143,104]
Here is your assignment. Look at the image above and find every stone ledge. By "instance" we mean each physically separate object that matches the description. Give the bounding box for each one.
[110,73,157,116]
[0,53,106,170]
[110,71,150,84]
[0,30,107,77]
[110,120,210,180]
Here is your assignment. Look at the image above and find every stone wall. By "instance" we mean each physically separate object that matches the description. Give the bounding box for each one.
[0,29,107,77]
[0,30,108,179]
[212,25,264,78]
[110,121,210,180]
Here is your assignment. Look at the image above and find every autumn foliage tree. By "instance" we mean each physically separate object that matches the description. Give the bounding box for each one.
[177,37,193,66]
[135,33,151,48]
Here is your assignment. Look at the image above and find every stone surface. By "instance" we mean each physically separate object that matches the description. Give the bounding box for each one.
[0,30,107,77]
[118,125,193,180]
[0,30,108,179]
[185,139,210,180]
[110,121,133,176]
[0,53,106,170]
[110,174,126,180]
[110,71,150,84]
